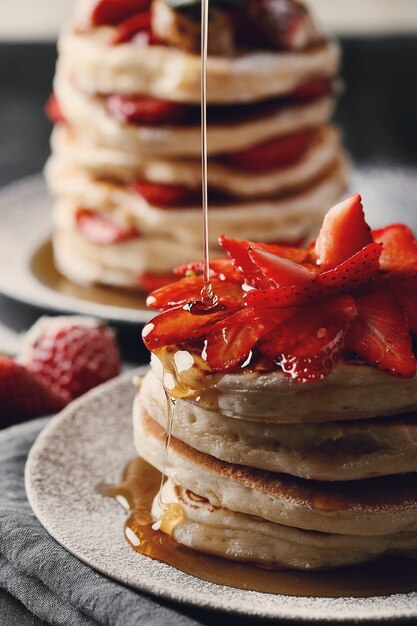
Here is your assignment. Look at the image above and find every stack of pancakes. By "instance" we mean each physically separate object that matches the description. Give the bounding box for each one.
[46,0,348,291]
[134,356,417,570]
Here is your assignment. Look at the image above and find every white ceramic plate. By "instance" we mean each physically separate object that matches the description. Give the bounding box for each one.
[0,176,152,324]
[2,169,417,326]
[25,370,417,622]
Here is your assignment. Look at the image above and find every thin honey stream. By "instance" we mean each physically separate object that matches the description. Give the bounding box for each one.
[99,458,417,598]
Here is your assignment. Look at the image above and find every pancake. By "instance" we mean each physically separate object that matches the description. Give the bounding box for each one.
[149,354,417,423]
[59,28,340,104]
[48,154,348,252]
[54,73,336,157]
[51,124,342,198]
[151,480,417,570]
[139,370,417,481]
[134,408,417,536]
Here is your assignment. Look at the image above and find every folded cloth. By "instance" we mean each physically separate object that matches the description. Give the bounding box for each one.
[0,417,201,626]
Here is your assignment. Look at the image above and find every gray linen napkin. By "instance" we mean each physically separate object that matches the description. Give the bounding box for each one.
[0,417,201,626]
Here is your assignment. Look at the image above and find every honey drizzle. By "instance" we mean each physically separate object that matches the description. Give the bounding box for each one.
[99,458,417,598]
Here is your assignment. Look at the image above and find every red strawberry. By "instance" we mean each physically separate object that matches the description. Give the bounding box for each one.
[173,258,242,283]
[138,272,175,292]
[314,194,373,270]
[258,295,357,382]
[142,306,231,351]
[107,94,189,126]
[22,317,121,403]
[345,286,415,378]
[246,243,382,309]
[384,275,417,334]
[219,235,308,287]
[146,276,243,311]
[224,131,313,172]
[0,356,66,428]
[45,94,66,125]
[204,308,272,371]
[292,78,331,101]
[373,224,417,272]
[91,0,151,26]
[76,209,139,245]
[130,180,200,207]
[112,11,152,44]
[248,247,316,287]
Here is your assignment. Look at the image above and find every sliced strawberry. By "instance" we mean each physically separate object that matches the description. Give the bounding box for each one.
[146,276,243,311]
[138,272,174,292]
[107,94,190,126]
[45,94,66,125]
[245,243,382,309]
[142,306,231,351]
[373,224,417,272]
[315,194,373,270]
[345,286,416,378]
[173,258,242,283]
[385,275,417,334]
[130,180,200,208]
[248,247,316,287]
[258,295,357,382]
[91,0,151,26]
[112,11,151,44]
[219,235,308,287]
[76,209,139,245]
[224,131,314,172]
[204,308,271,371]
[292,77,332,101]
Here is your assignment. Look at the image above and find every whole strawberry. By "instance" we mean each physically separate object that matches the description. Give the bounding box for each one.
[0,356,65,429]
[22,317,121,404]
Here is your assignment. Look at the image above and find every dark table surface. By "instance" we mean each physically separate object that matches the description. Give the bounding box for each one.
[1,37,417,625]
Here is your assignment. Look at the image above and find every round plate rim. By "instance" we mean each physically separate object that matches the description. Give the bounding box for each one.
[25,369,417,622]
[0,175,153,324]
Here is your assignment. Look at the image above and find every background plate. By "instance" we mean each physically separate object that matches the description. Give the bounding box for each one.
[25,370,417,622]
[1,169,417,325]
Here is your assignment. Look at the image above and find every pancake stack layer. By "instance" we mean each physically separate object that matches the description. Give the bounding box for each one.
[134,357,417,570]
[46,0,348,291]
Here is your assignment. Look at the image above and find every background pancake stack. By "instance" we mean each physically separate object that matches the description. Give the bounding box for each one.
[45,0,348,292]
[134,358,417,570]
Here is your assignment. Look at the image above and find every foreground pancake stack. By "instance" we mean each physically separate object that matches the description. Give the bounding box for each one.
[135,197,417,570]
[46,0,348,291]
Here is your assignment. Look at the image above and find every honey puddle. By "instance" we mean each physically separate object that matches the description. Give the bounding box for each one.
[99,457,417,599]
[31,240,148,311]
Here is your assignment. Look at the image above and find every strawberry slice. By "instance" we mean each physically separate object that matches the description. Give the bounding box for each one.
[219,235,308,287]
[204,308,272,371]
[245,243,382,309]
[384,275,417,334]
[373,224,417,272]
[45,94,66,124]
[91,0,151,26]
[107,94,190,126]
[258,295,357,382]
[112,11,151,44]
[142,306,231,351]
[224,131,314,172]
[345,286,416,378]
[138,272,174,292]
[173,258,242,283]
[315,194,373,270]
[248,247,316,287]
[130,180,200,207]
[146,276,243,310]
[292,78,332,101]
[76,209,139,245]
